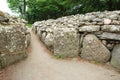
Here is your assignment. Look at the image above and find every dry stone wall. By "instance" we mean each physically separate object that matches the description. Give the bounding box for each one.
[0,11,31,69]
[32,11,120,69]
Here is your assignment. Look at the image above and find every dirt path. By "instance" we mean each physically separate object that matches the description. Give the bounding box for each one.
[3,32,120,80]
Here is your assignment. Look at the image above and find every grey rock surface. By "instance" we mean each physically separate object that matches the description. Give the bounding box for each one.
[44,33,54,51]
[54,28,80,57]
[25,33,31,48]
[0,25,30,69]
[0,10,31,69]
[102,25,120,32]
[79,25,100,32]
[111,44,120,69]
[0,26,26,54]
[97,32,120,40]
[32,10,120,70]
[0,52,27,69]
[104,19,112,25]
[81,34,110,63]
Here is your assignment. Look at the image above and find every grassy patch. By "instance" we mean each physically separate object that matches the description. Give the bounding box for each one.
[55,54,65,59]
[27,24,32,28]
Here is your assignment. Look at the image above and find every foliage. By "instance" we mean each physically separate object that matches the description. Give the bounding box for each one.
[7,0,120,23]
[7,0,26,18]
[55,54,65,59]
[27,24,32,28]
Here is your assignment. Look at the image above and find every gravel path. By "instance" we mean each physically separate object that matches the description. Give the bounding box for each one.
[3,32,120,80]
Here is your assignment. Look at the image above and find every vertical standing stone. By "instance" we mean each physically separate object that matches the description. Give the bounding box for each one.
[54,28,80,57]
[111,44,120,69]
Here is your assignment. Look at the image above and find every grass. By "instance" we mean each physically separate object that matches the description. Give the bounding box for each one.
[55,54,65,59]
[27,24,32,28]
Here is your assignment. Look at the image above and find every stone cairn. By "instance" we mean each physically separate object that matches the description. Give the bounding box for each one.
[0,11,31,70]
[32,11,120,70]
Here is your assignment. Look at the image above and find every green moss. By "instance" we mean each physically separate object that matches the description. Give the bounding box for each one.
[55,54,65,59]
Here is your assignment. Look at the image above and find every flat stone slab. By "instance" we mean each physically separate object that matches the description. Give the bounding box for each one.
[79,25,100,32]
[97,32,120,40]
[102,25,120,32]
[54,28,80,57]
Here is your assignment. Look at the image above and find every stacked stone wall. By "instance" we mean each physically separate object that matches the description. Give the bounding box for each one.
[32,11,120,69]
[0,11,31,69]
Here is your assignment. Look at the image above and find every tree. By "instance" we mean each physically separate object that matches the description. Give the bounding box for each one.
[26,0,66,23]
[106,0,120,11]
[7,0,120,23]
[7,0,27,18]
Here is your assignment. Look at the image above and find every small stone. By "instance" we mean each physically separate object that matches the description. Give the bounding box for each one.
[104,18,112,25]
[68,24,73,27]
[83,15,95,21]
[98,14,105,18]
[97,22,104,25]
[92,18,103,22]
[102,40,107,46]
[111,20,120,25]
[41,32,47,41]
[102,25,120,32]
[107,44,114,50]
[79,25,100,32]
[109,14,118,20]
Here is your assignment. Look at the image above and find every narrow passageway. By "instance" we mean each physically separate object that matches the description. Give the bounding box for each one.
[3,31,120,80]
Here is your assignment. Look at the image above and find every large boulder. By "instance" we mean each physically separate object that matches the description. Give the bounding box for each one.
[81,34,110,63]
[0,25,29,69]
[0,52,27,69]
[0,26,26,54]
[54,28,80,58]
[110,44,120,69]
